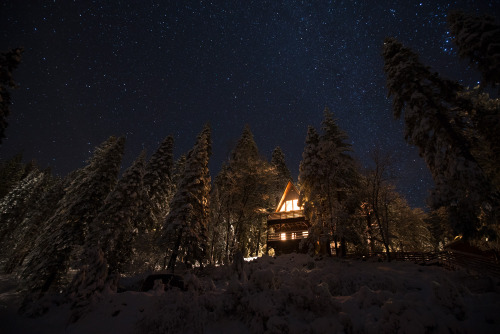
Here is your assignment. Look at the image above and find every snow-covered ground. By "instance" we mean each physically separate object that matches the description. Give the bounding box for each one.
[1,254,499,333]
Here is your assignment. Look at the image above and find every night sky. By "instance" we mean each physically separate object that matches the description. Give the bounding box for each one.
[1,1,496,209]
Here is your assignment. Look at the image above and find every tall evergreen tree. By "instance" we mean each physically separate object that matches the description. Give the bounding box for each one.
[218,125,276,258]
[161,125,211,271]
[456,88,500,192]
[448,11,500,91]
[0,169,52,257]
[68,151,146,315]
[299,108,359,256]
[21,136,125,308]
[132,136,174,272]
[3,174,66,275]
[0,48,23,144]
[141,135,175,230]
[382,37,499,241]
[209,163,234,264]
[299,126,322,252]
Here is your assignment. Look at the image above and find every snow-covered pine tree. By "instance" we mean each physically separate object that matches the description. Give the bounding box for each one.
[299,125,322,245]
[67,150,146,312]
[207,166,230,264]
[161,125,211,271]
[456,88,500,192]
[141,135,174,231]
[0,169,53,262]
[209,163,234,264]
[382,37,498,240]
[3,174,66,275]
[132,136,174,273]
[98,150,145,277]
[0,47,22,144]
[448,10,500,91]
[318,108,358,256]
[172,154,187,187]
[21,136,125,309]
[299,108,359,256]
[224,125,275,257]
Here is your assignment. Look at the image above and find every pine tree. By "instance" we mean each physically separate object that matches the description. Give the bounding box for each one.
[0,169,52,260]
[68,150,146,312]
[3,174,66,275]
[132,136,174,273]
[0,48,23,144]
[456,88,500,192]
[21,136,125,307]
[141,135,175,230]
[299,126,322,253]
[221,125,276,258]
[299,108,359,256]
[161,125,211,272]
[448,11,500,91]
[172,154,187,187]
[209,163,234,264]
[382,37,499,241]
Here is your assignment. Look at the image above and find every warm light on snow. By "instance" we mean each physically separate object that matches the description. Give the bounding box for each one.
[1,254,499,333]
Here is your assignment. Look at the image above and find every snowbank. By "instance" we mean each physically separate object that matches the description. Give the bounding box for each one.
[1,254,499,333]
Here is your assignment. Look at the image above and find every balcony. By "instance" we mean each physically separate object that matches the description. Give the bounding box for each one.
[267,230,309,241]
[267,210,304,221]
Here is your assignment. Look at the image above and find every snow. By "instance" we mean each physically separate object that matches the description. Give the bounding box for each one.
[1,254,499,333]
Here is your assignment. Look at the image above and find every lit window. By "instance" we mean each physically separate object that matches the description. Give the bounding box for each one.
[280,199,302,212]
[292,232,296,239]
[281,233,286,240]
[303,231,308,237]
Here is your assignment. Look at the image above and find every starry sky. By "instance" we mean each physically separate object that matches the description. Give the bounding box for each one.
[0,1,496,208]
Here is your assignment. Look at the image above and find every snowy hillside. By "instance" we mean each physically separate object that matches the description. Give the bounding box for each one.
[1,254,499,333]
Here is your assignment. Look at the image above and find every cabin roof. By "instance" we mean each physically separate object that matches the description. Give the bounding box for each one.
[275,181,300,212]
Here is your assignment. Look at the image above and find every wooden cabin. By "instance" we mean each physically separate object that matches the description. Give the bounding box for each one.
[266,181,310,255]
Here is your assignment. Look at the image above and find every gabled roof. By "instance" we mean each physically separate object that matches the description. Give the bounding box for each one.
[276,181,301,212]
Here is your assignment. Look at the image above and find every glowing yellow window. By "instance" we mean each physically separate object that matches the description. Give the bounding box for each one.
[280,199,301,212]
[280,233,286,240]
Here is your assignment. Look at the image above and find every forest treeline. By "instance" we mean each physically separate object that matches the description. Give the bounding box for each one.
[0,10,498,316]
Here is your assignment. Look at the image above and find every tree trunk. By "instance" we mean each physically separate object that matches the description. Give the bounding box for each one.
[340,236,347,257]
[167,229,183,273]
[254,223,262,257]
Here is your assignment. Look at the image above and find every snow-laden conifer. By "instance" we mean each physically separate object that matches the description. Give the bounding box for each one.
[161,125,211,271]
[0,169,52,259]
[20,136,125,310]
[299,108,359,256]
[382,37,499,240]
[2,174,65,274]
[67,150,146,317]
[132,136,174,272]
[448,10,500,91]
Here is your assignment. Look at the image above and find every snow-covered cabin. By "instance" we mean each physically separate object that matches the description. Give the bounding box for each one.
[266,181,310,255]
